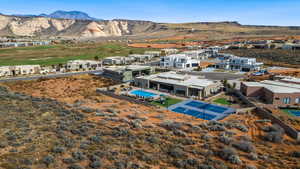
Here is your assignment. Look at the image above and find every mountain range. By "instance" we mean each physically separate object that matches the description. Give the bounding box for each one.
[12,10,101,21]
[1,11,300,40]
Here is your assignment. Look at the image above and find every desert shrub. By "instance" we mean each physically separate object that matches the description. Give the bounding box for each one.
[52,146,65,154]
[68,164,83,169]
[89,161,102,168]
[218,135,232,145]
[131,119,143,128]
[245,165,257,169]
[232,141,255,153]
[168,147,185,158]
[291,151,300,158]
[201,134,213,141]
[72,151,86,161]
[234,124,248,132]
[264,131,284,143]
[248,152,258,161]
[88,154,100,162]
[197,164,216,169]
[207,124,226,131]
[173,129,187,137]
[160,120,183,131]
[146,136,160,144]
[42,155,54,166]
[90,135,101,143]
[218,147,242,164]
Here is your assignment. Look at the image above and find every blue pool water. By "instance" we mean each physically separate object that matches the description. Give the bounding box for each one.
[130,90,157,98]
[289,110,300,117]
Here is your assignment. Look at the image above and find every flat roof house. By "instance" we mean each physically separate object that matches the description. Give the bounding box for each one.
[216,56,263,72]
[182,50,209,60]
[102,56,134,65]
[134,71,222,99]
[241,80,300,107]
[67,60,101,71]
[160,54,200,69]
[0,65,41,77]
[145,51,161,57]
[102,65,153,83]
[161,48,179,55]
[129,54,153,62]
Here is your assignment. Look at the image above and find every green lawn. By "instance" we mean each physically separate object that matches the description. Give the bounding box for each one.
[213,98,231,105]
[0,43,158,66]
[152,97,183,108]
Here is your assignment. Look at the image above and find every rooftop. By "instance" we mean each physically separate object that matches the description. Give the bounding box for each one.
[243,80,300,93]
[137,71,218,89]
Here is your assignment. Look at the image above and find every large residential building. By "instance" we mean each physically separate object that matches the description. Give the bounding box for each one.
[216,56,263,72]
[129,54,153,62]
[161,48,179,55]
[160,54,200,69]
[134,71,222,99]
[0,65,41,77]
[241,79,300,107]
[102,56,134,65]
[144,51,161,57]
[182,50,210,60]
[66,60,101,71]
[0,41,51,48]
[102,65,153,83]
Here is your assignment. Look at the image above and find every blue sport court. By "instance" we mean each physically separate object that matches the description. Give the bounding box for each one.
[130,90,157,98]
[288,110,300,117]
[168,100,235,121]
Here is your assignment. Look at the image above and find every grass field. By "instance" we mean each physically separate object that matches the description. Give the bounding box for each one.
[152,97,182,107]
[0,43,157,66]
[213,98,232,105]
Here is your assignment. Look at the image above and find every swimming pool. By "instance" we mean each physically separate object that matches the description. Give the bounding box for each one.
[130,90,157,98]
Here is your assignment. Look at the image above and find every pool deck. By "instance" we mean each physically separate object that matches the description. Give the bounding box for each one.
[168,100,236,121]
[126,87,188,101]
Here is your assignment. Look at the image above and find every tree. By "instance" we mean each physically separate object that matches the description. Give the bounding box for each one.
[94,56,99,60]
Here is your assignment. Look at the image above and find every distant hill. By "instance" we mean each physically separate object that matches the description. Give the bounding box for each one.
[12,10,102,21]
[1,12,300,40]
[44,10,101,21]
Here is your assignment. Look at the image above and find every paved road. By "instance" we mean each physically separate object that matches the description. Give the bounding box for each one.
[0,70,102,83]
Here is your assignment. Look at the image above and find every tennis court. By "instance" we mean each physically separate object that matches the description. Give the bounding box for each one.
[168,100,235,120]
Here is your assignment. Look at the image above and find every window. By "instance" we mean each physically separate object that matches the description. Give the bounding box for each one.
[283,97,291,104]
[295,98,300,104]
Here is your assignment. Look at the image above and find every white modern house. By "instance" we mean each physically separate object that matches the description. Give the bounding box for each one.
[161,48,179,55]
[216,56,263,72]
[66,60,101,71]
[182,50,209,60]
[145,51,161,57]
[0,65,41,77]
[160,54,200,69]
[102,56,134,65]
[134,71,222,98]
[129,54,153,62]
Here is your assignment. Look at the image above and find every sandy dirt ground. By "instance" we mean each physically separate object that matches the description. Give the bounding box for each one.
[2,74,300,169]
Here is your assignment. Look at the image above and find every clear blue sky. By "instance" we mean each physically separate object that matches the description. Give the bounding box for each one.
[1,0,299,26]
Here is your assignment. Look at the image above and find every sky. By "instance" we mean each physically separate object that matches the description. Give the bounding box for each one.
[1,0,299,26]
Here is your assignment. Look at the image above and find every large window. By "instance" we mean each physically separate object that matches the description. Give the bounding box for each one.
[295,98,300,104]
[283,97,291,104]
